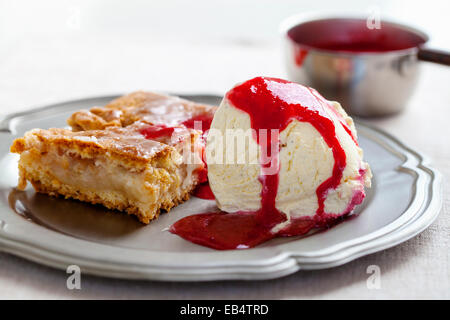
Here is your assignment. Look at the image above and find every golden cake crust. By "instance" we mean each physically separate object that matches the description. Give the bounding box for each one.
[68,91,217,131]
[11,124,170,165]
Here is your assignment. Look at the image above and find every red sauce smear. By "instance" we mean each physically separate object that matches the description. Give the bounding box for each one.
[170,77,363,250]
[307,87,358,145]
[192,161,215,200]
[140,124,175,139]
[140,113,214,139]
[181,114,213,131]
[192,182,215,200]
[294,47,308,67]
[139,113,215,200]
[182,114,215,200]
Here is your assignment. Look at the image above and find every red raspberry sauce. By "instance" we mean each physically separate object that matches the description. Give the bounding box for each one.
[139,113,215,200]
[140,124,175,139]
[182,114,215,200]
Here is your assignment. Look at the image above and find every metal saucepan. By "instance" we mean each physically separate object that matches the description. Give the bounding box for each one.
[281,15,450,117]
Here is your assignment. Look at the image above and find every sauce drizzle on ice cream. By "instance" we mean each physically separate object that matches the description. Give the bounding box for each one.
[170,77,363,250]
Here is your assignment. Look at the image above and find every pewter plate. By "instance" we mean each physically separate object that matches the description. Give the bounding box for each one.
[0,95,443,281]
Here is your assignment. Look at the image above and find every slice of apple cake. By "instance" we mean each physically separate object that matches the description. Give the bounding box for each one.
[10,119,206,224]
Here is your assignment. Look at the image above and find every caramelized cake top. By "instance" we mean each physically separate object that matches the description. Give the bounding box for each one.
[68,91,217,131]
[10,121,198,166]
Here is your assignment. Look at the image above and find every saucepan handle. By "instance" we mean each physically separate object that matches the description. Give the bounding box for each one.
[418,47,450,66]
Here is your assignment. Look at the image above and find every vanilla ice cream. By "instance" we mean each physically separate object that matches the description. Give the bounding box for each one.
[206,77,371,232]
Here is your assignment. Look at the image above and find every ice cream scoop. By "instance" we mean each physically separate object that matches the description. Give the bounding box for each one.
[206,77,371,230]
[170,77,371,249]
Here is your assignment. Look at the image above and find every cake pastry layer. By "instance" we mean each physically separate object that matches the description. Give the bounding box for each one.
[67,91,217,132]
